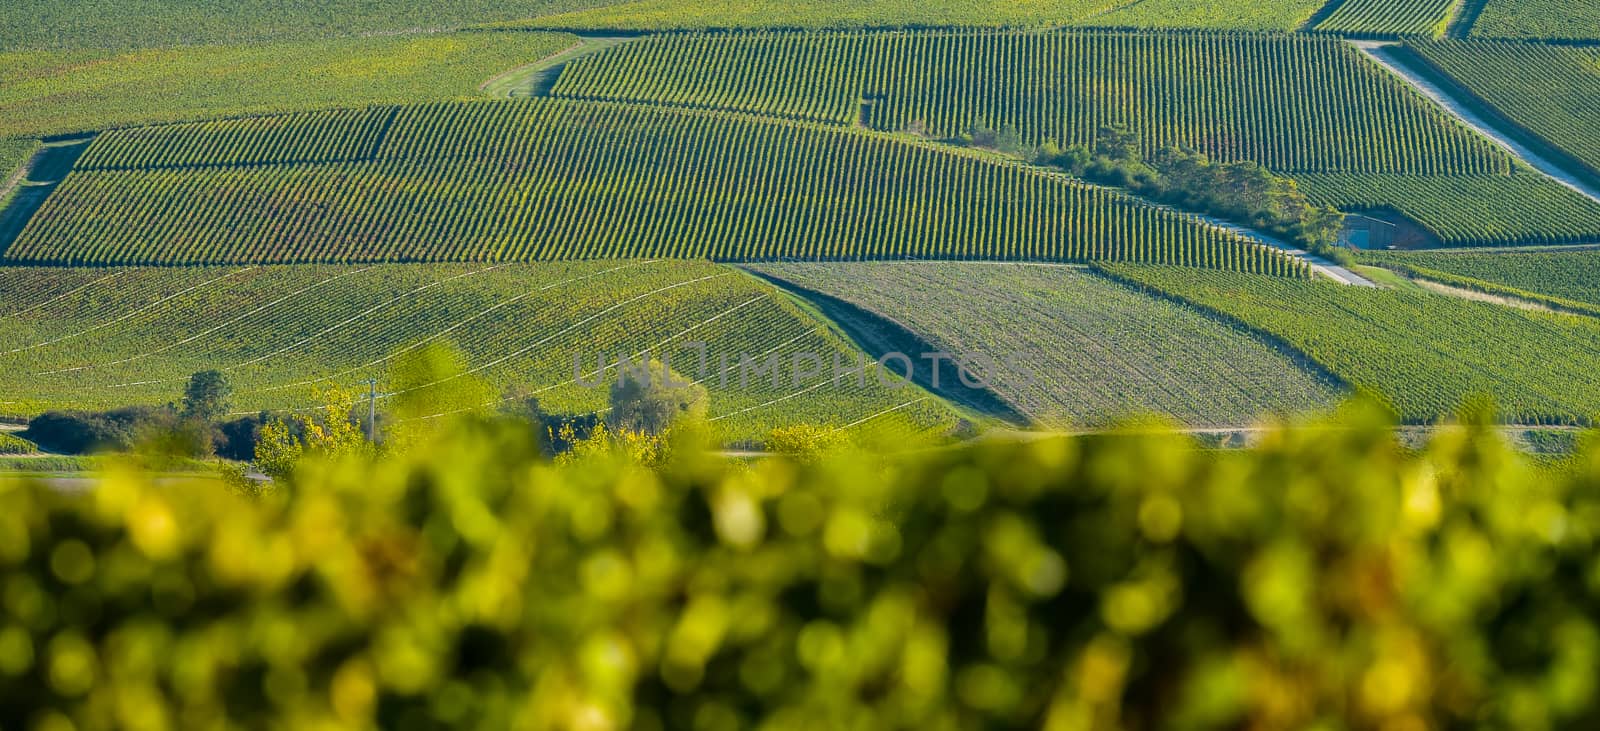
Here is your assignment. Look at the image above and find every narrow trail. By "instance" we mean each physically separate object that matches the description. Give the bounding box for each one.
[1352,40,1600,206]
[481,35,636,98]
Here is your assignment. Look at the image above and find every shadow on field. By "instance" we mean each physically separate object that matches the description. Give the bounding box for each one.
[0,135,94,257]
[744,267,1031,427]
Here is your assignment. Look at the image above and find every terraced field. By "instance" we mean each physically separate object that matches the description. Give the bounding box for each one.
[0,262,957,442]
[6,99,1302,274]
[1358,249,1600,307]
[551,30,1511,174]
[1469,0,1600,41]
[1104,265,1600,424]
[1407,41,1600,177]
[517,0,1324,32]
[1296,173,1600,247]
[0,32,579,139]
[750,262,1341,428]
[1313,0,1457,37]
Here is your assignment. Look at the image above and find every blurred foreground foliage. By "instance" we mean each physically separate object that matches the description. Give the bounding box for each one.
[2,403,1599,730]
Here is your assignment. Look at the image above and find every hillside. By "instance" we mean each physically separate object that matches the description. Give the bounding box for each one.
[4,99,1300,273]
[552,30,1511,174]
[1105,264,1600,424]
[0,262,958,441]
[750,262,1341,427]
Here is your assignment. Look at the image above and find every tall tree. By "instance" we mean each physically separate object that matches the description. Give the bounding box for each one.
[182,370,233,422]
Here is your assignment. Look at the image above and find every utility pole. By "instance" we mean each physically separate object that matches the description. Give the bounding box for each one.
[366,377,378,443]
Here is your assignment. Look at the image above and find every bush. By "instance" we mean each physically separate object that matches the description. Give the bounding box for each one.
[608,359,708,436]
[2,404,1598,728]
[22,406,170,454]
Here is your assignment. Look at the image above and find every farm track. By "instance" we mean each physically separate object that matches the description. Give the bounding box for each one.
[1352,40,1600,205]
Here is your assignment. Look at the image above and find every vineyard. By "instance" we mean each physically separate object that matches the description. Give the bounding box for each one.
[0,432,37,454]
[0,32,578,140]
[0,262,957,442]
[0,0,614,51]
[1406,40,1600,177]
[550,30,1512,174]
[1469,0,1600,41]
[1358,248,1600,307]
[1296,173,1600,247]
[1101,264,1600,424]
[517,0,1324,32]
[6,99,1304,274]
[1312,0,1457,37]
[750,262,1340,427]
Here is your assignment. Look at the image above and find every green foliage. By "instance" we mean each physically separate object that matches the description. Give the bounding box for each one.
[0,0,613,51]
[515,0,1322,31]
[1082,0,1323,30]
[608,359,708,436]
[1101,264,1600,424]
[0,262,958,444]
[1312,0,1456,37]
[1408,40,1600,177]
[253,387,371,481]
[181,370,233,422]
[764,423,850,459]
[753,262,1340,427]
[1297,172,1600,247]
[0,32,578,140]
[3,406,1600,727]
[552,30,1512,174]
[518,0,1124,31]
[0,432,38,455]
[1470,0,1600,41]
[1356,249,1600,308]
[9,99,1302,276]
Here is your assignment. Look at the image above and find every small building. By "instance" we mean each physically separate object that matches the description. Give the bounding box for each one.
[1338,213,1398,249]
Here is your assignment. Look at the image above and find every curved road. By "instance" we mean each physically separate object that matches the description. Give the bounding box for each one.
[1352,40,1600,206]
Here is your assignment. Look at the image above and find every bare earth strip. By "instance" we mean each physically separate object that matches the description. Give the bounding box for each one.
[1352,40,1600,205]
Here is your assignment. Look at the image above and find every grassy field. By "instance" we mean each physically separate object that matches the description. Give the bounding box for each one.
[551,30,1511,174]
[1102,264,1600,424]
[1357,249,1600,307]
[0,32,578,139]
[0,0,618,51]
[1312,0,1456,37]
[0,262,958,443]
[1296,173,1600,247]
[1407,41,1600,178]
[750,262,1341,428]
[1469,0,1600,41]
[6,99,1302,274]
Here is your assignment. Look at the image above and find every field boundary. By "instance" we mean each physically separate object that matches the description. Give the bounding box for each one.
[1088,263,1351,397]
[1357,42,1600,202]
[747,267,1035,427]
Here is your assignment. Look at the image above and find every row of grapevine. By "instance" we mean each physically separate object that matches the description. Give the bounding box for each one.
[0,262,958,442]
[9,99,1307,276]
[1358,249,1600,308]
[1102,264,1600,425]
[1296,173,1600,246]
[552,30,1513,174]
[1406,40,1600,177]
[1313,0,1457,37]
[1469,0,1600,41]
[75,107,395,170]
[751,262,1340,428]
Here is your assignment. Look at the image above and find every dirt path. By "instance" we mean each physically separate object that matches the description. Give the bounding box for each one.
[481,35,635,98]
[1352,40,1600,206]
